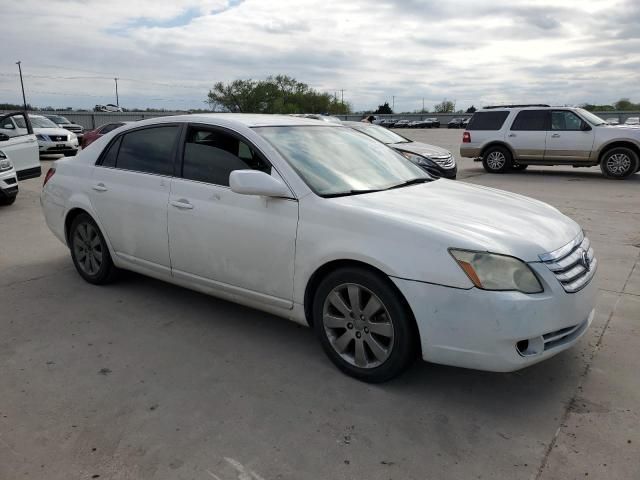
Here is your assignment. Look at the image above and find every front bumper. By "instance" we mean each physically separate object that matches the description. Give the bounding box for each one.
[0,169,19,198]
[392,262,597,372]
[39,139,80,154]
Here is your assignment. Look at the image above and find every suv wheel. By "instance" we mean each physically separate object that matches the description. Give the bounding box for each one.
[312,267,418,383]
[600,147,639,179]
[482,146,512,173]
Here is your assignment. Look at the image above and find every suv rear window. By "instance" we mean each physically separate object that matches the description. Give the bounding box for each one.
[467,111,509,130]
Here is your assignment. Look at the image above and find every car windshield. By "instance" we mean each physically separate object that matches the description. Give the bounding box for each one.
[256,126,429,197]
[47,115,70,124]
[577,109,607,126]
[29,116,58,128]
[352,124,410,144]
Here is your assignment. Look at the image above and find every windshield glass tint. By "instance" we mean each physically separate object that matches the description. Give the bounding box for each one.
[352,125,409,144]
[256,126,426,196]
[29,116,58,128]
[577,109,607,126]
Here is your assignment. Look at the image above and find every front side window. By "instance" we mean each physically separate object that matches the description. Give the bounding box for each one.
[256,126,427,196]
[28,116,58,128]
[511,110,548,131]
[181,127,271,186]
[116,126,180,175]
[0,112,33,137]
[551,111,584,131]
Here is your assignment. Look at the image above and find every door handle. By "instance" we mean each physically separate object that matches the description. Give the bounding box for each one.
[92,183,108,192]
[551,133,560,138]
[170,199,194,210]
[508,133,517,137]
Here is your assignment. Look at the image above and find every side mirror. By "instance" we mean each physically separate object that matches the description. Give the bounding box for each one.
[0,133,9,142]
[229,170,292,198]
[581,122,592,131]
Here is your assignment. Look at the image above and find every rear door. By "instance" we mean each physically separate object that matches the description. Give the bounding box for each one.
[0,112,40,179]
[545,110,595,162]
[507,110,549,161]
[89,124,181,275]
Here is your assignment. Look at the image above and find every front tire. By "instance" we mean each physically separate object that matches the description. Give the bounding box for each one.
[312,267,418,383]
[69,213,118,284]
[600,147,638,179]
[482,146,512,173]
[0,194,17,206]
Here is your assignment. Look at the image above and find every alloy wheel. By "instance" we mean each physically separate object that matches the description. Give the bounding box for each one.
[606,153,631,175]
[322,283,394,368]
[73,222,103,276]
[486,151,506,170]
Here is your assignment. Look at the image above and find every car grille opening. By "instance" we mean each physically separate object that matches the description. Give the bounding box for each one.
[430,155,455,168]
[5,177,17,185]
[539,232,597,293]
[48,135,68,142]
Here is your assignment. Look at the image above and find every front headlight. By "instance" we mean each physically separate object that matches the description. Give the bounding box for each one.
[449,249,543,293]
[400,150,434,167]
[69,132,77,140]
[36,134,49,141]
[0,152,13,172]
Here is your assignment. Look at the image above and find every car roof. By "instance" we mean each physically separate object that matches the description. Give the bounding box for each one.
[139,113,342,128]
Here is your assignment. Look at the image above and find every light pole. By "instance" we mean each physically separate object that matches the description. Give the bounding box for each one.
[114,77,119,106]
[16,61,27,111]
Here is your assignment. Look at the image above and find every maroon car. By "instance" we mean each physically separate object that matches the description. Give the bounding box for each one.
[81,122,129,148]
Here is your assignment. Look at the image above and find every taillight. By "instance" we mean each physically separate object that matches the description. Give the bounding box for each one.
[43,167,56,187]
[462,131,471,143]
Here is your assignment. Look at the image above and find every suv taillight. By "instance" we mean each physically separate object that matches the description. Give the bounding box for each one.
[462,131,471,143]
[43,168,56,187]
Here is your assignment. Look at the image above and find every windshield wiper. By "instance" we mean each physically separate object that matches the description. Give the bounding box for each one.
[322,189,385,198]
[385,177,432,190]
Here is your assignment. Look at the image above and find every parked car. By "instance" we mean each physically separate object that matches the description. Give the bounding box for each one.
[0,150,19,205]
[624,117,639,126]
[408,121,422,128]
[81,122,130,148]
[448,118,465,128]
[345,121,457,179]
[0,112,41,180]
[94,104,124,113]
[428,117,440,128]
[379,119,397,128]
[44,114,84,138]
[460,105,640,178]
[42,114,596,382]
[606,118,620,126]
[394,119,411,128]
[25,115,80,156]
[462,117,471,128]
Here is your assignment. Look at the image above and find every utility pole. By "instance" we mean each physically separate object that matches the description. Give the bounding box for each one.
[114,77,119,106]
[16,61,27,111]
[341,89,344,106]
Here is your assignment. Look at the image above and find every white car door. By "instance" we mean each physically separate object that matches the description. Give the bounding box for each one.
[0,112,39,179]
[167,125,298,307]
[506,110,548,161]
[545,110,595,162]
[89,124,181,275]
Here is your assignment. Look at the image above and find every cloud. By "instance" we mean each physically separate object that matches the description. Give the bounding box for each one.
[1,0,638,112]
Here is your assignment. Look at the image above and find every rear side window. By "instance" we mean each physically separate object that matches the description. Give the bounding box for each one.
[100,137,122,168]
[466,111,509,130]
[116,126,180,175]
[511,110,548,131]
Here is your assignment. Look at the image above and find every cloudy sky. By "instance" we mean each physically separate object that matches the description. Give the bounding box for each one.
[2,0,639,112]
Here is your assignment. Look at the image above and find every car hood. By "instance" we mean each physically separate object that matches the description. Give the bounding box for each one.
[35,127,76,136]
[391,141,451,158]
[329,180,580,262]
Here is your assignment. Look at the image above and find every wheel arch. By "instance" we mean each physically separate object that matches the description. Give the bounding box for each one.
[597,140,640,164]
[480,141,516,159]
[303,260,420,350]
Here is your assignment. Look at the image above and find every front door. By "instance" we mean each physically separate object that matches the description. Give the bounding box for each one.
[507,109,549,161]
[0,112,39,178]
[167,125,298,307]
[89,125,181,275]
[545,110,595,162]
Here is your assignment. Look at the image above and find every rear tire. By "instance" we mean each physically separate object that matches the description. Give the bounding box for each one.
[482,146,512,173]
[312,267,418,383]
[600,147,638,179]
[69,213,118,284]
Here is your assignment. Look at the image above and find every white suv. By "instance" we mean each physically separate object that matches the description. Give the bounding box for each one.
[460,105,640,179]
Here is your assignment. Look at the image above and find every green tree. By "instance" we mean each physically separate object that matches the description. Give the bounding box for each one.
[373,102,393,114]
[466,105,477,113]
[434,99,455,113]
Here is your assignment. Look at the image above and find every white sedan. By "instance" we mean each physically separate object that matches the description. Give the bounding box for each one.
[41,114,597,382]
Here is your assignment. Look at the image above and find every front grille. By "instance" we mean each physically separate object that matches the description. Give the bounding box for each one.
[430,155,455,168]
[49,135,68,142]
[539,232,597,293]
